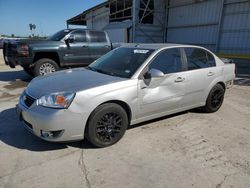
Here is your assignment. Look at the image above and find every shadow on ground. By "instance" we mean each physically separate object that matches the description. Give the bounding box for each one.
[0,70,32,82]
[128,111,188,130]
[234,77,250,86]
[0,107,93,151]
[0,107,191,151]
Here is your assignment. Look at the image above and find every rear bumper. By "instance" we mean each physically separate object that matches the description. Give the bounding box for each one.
[226,80,234,88]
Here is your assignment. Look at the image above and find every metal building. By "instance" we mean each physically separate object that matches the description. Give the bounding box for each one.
[67,0,250,58]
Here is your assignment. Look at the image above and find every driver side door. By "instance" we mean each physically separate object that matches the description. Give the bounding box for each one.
[138,48,187,118]
[61,30,92,66]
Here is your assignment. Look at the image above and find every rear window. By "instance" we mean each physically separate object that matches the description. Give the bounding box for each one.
[185,48,216,70]
[88,31,107,42]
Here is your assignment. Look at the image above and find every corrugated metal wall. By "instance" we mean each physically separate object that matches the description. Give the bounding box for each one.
[165,0,250,55]
[83,0,250,56]
[166,0,221,51]
[86,6,109,30]
[219,0,250,55]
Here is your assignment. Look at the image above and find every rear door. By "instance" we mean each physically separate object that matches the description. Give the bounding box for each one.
[138,48,188,118]
[87,31,111,62]
[61,30,92,66]
[181,47,218,107]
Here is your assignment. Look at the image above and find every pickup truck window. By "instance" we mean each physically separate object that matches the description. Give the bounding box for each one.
[149,48,182,74]
[88,47,154,78]
[88,31,107,43]
[185,48,215,70]
[70,31,87,42]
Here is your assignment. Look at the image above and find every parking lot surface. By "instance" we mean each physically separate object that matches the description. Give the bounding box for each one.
[1,50,250,188]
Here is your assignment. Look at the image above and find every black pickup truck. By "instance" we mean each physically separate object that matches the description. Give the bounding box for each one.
[3,29,115,77]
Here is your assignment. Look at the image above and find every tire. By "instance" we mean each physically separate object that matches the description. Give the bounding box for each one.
[203,84,225,113]
[33,58,59,77]
[23,67,34,77]
[85,103,128,148]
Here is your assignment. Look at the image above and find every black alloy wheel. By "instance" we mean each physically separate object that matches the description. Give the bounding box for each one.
[203,84,225,113]
[85,103,128,147]
[96,112,123,143]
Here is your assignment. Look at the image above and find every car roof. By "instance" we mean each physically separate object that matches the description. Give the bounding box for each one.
[119,43,205,50]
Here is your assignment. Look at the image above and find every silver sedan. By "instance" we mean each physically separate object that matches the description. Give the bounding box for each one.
[17,44,235,147]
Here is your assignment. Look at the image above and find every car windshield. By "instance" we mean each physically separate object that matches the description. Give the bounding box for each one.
[48,29,71,41]
[88,47,154,78]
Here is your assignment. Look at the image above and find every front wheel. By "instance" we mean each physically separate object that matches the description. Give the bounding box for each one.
[203,84,225,113]
[33,58,59,77]
[85,103,128,148]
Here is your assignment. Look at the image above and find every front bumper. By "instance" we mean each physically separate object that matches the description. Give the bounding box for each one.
[5,56,33,68]
[16,102,86,142]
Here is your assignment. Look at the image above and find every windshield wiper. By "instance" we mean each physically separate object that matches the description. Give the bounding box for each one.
[87,66,124,78]
[87,66,97,72]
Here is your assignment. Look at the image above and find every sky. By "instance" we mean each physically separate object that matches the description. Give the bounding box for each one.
[0,0,106,37]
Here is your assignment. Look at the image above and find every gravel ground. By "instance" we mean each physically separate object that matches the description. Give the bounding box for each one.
[0,51,250,188]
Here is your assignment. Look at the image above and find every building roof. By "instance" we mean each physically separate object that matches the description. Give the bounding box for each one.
[67,1,109,26]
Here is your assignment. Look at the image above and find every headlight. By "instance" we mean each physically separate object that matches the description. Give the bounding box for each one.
[37,92,75,109]
[17,44,29,56]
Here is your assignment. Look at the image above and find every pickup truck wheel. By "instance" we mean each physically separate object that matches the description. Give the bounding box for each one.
[34,58,59,77]
[203,84,225,113]
[23,67,34,77]
[85,103,128,148]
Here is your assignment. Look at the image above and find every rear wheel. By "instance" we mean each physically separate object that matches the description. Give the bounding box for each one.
[85,103,128,148]
[33,58,59,77]
[203,84,225,113]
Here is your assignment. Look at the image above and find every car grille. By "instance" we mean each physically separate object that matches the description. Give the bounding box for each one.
[4,42,17,56]
[23,93,36,108]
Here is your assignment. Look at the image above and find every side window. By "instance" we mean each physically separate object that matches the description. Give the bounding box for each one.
[185,48,215,70]
[70,31,87,42]
[88,31,107,42]
[148,48,182,74]
[207,52,216,67]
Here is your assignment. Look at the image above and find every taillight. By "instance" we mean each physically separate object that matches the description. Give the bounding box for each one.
[235,64,237,77]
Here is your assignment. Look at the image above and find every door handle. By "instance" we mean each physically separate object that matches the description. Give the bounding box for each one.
[82,45,88,48]
[207,72,215,76]
[141,86,147,90]
[105,45,110,48]
[175,77,185,82]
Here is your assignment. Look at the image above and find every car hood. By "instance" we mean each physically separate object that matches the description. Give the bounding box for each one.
[26,68,126,98]
[14,39,62,47]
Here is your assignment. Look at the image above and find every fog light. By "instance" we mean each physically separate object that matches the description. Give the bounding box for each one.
[41,130,63,138]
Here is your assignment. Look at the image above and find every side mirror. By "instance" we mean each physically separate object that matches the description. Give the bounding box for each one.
[144,69,164,79]
[64,36,74,46]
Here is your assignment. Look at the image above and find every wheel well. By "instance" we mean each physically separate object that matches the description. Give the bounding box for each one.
[217,82,226,90]
[86,100,132,127]
[84,100,132,137]
[101,100,132,123]
[33,52,60,65]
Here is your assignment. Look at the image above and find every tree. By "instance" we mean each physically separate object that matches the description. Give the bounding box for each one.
[29,24,36,37]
